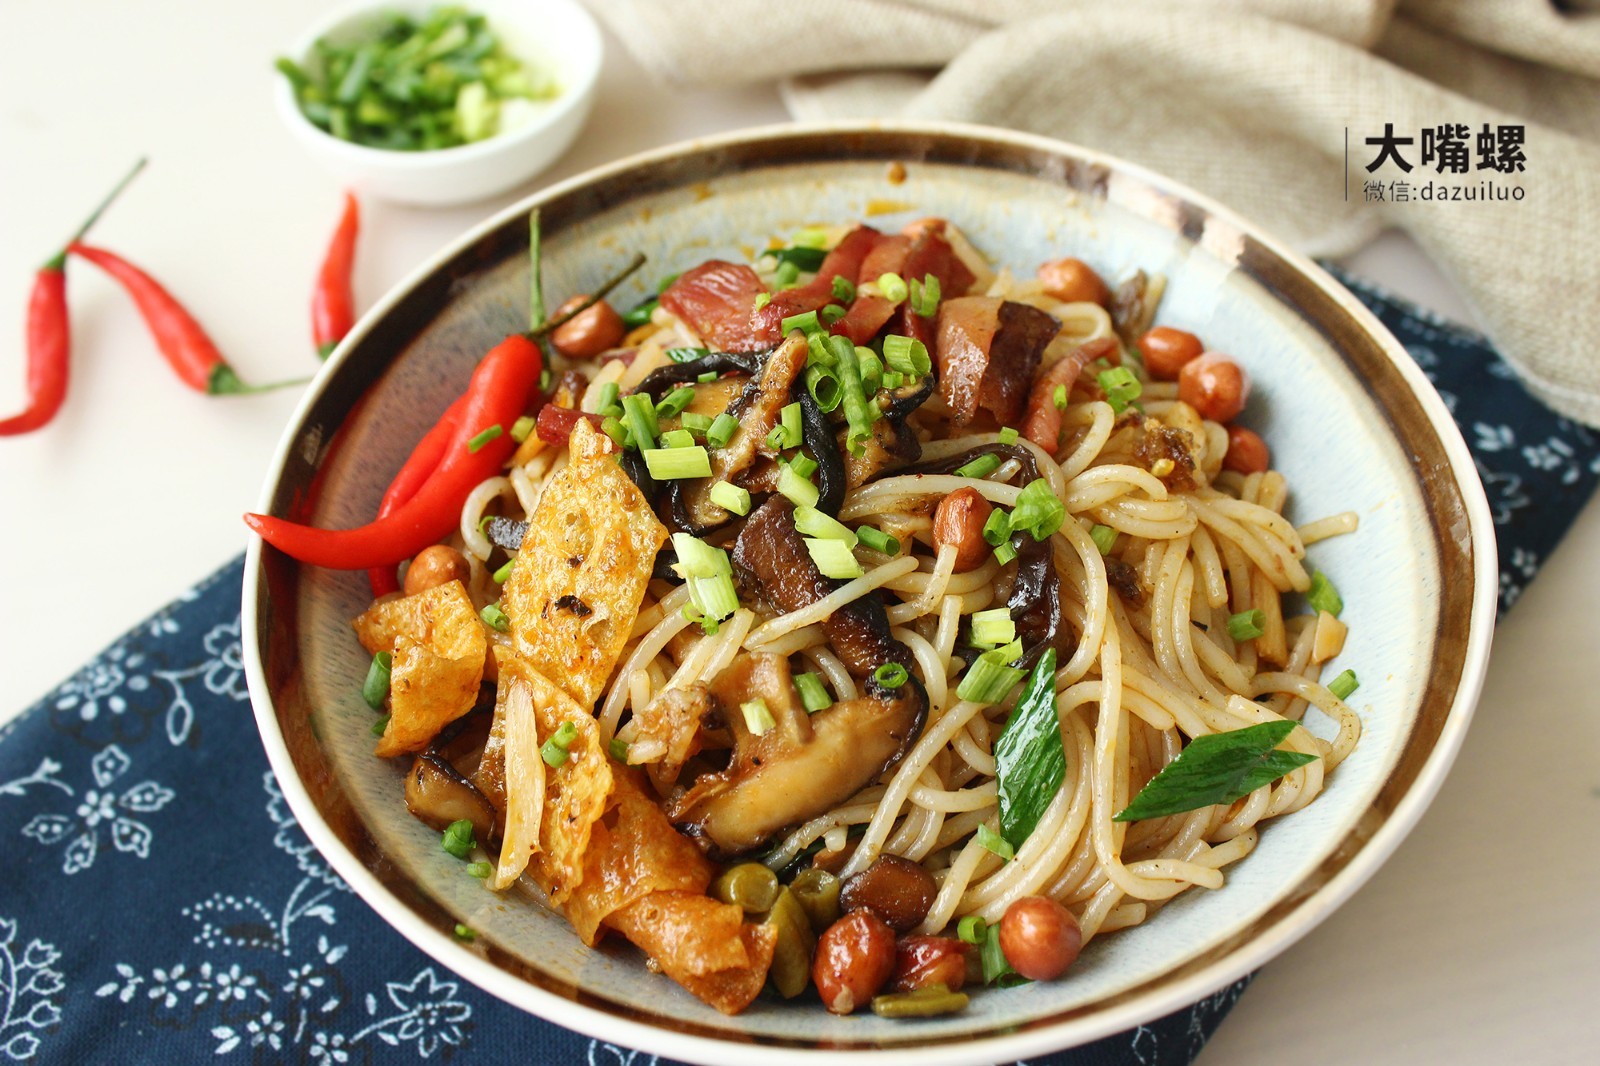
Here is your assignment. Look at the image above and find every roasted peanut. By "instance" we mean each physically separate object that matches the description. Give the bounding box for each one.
[1036,257,1111,306]
[1138,326,1205,381]
[890,935,970,993]
[813,911,896,1014]
[932,487,993,573]
[403,545,470,596]
[1222,424,1270,474]
[997,896,1082,981]
[839,853,937,933]
[549,295,625,359]
[1177,353,1251,423]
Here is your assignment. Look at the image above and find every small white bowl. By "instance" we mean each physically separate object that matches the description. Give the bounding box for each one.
[274,0,602,206]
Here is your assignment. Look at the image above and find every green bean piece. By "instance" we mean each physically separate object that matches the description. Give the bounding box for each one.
[870,984,970,1018]
[788,867,842,932]
[710,863,780,913]
[760,888,817,999]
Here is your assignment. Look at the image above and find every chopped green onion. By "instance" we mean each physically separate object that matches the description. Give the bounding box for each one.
[492,558,516,583]
[831,275,856,303]
[820,302,847,325]
[621,393,657,451]
[709,480,751,516]
[540,720,580,768]
[681,411,713,436]
[829,334,877,456]
[856,526,900,556]
[855,346,883,396]
[670,534,740,621]
[981,923,1016,984]
[466,424,503,453]
[804,363,844,410]
[955,454,1002,479]
[608,737,630,762]
[467,860,492,879]
[1327,669,1360,700]
[510,415,536,443]
[658,272,681,293]
[697,370,719,383]
[480,602,510,632]
[782,309,822,335]
[454,923,476,941]
[982,509,1014,547]
[873,662,909,689]
[777,463,820,508]
[362,651,392,709]
[659,428,695,449]
[441,818,475,860]
[770,245,827,271]
[998,427,1019,445]
[773,259,800,288]
[882,371,904,390]
[682,604,719,635]
[764,424,787,451]
[656,385,695,419]
[1011,479,1067,540]
[539,367,553,393]
[1097,366,1143,414]
[1053,384,1069,410]
[674,535,723,577]
[666,346,709,364]
[643,445,711,480]
[975,823,1014,861]
[780,402,803,448]
[370,713,390,737]
[882,335,932,377]
[807,331,836,366]
[795,505,857,545]
[806,537,863,580]
[1308,571,1344,617]
[876,272,908,302]
[994,540,1019,565]
[593,381,622,417]
[908,273,941,316]
[753,292,772,312]
[706,413,739,449]
[600,416,628,449]
[793,228,829,249]
[740,697,776,737]
[970,607,1016,648]
[1227,609,1266,641]
[1090,524,1118,555]
[788,453,818,479]
[957,915,987,945]
[793,672,832,713]
[956,642,1025,704]
[622,299,658,329]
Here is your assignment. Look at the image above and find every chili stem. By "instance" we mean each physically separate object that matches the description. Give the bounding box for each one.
[526,252,647,341]
[43,158,148,270]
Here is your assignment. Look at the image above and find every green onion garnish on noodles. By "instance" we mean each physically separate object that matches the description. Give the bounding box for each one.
[908,273,941,316]
[873,662,909,689]
[855,346,883,396]
[706,413,739,449]
[479,602,510,633]
[655,385,696,418]
[753,292,772,312]
[1113,720,1318,822]
[741,698,777,736]
[805,537,862,580]
[956,641,1025,704]
[593,380,622,417]
[362,651,392,709]
[658,428,695,450]
[768,402,802,449]
[829,334,877,456]
[608,737,630,763]
[709,480,751,516]
[856,526,899,555]
[882,371,904,390]
[993,540,1018,565]
[441,818,475,859]
[793,228,829,249]
[882,335,931,377]
[970,608,1016,648]
[1307,571,1344,617]
[1090,524,1118,555]
[467,861,492,880]
[454,923,476,941]
[1053,384,1069,410]
[680,411,713,437]
[510,415,535,443]
[820,302,847,325]
[466,424,503,453]
[600,416,628,450]
[831,275,856,304]
[788,453,818,479]
[998,426,1019,445]
[540,720,580,768]
[1096,366,1142,414]
[643,445,711,480]
[621,393,658,450]
[981,923,1017,984]
[371,714,390,737]
[793,672,832,713]
[666,346,709,364]
[1327,669,1359,700]
[670,533,739,622]
[777,463,820,508]
[982,509,1014,547]
[876,272,908,302]
[975,823,1014,861]
[805,365,842,411]
[770,245,827,272]
[492,558,515,583]
[1011,479,1066,539]
[1226,609,1266,641]
[773,260,800,288]
[957,915,987,945]
[697,371,719,383]
[782,309,821,335]
[795,505,857,545]
[955,454,1002,480]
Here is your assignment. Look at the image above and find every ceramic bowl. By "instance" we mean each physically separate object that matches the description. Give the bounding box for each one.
[273,0,602,206]
[243,123,1497,1064]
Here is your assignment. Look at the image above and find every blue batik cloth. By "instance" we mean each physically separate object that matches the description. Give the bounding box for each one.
[1,275,1595,1065]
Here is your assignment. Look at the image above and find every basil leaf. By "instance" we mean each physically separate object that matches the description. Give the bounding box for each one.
[1113,720,1318,822]
[994,647,1064,851]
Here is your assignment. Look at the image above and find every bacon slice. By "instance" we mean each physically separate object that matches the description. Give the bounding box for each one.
[753,225,883,338]
[659,261,768,352]
[936,297,1061,425]
[1019,336,1121,451]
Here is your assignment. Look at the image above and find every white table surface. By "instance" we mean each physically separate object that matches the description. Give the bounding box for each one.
[2,2,1595,1062]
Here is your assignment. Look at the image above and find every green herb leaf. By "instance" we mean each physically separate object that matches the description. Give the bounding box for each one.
[1113,720,1318,822]
[993,648,1064,851]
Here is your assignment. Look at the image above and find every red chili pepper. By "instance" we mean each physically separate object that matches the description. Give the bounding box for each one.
[367,394,468,595]
[313,191,360,360]
[1,160,146,437]
[245,334,543,569]
[68,242,278,396]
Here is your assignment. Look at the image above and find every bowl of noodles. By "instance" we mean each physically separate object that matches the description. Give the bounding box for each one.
[242,123,1496,1064]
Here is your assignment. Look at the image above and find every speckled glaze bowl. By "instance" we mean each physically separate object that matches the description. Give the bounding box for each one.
[242,123,1496,1065]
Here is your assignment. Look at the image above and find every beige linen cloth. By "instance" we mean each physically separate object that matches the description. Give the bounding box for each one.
[592,0,1600,427]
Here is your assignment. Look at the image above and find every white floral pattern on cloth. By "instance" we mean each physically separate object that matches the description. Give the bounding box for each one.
[0,278,1593,1066]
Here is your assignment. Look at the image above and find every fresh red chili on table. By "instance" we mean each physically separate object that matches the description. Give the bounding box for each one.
[0,160,145,437]
[245,333,543,569]
[313,191,360,359]
[366,393,468,596]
